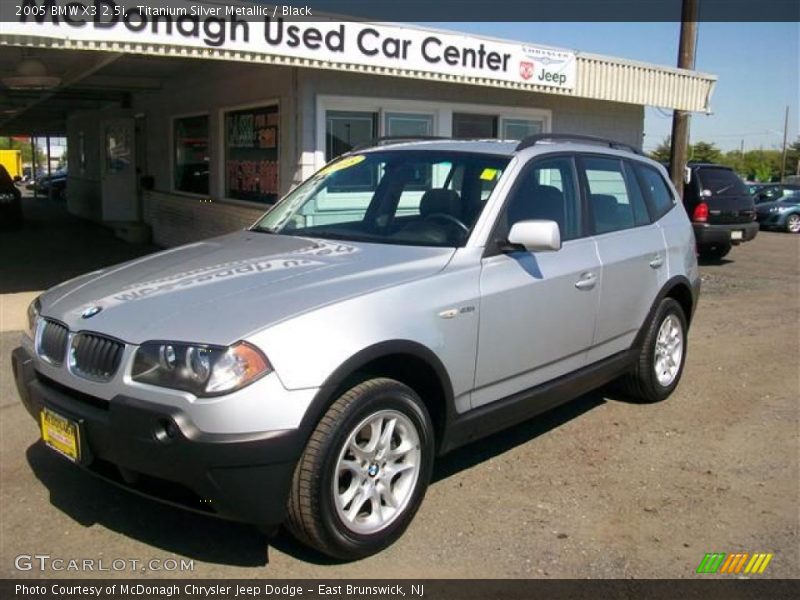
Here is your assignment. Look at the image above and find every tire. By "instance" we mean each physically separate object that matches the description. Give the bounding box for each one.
[698,243,731,260]
[619,298,688,403]
[786,214,800,234]
[286,378,434,560]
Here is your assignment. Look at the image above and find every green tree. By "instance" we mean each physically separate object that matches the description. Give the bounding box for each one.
[753,163,773,182]
[784,137,800,177]
[689,141,722,163]
[648,136,672,163]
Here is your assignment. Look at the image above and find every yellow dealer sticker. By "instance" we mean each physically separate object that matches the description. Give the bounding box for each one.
[318,155,366,176]
[480,168,499,181]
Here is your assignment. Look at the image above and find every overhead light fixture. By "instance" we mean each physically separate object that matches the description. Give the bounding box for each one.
[2,58,61,90]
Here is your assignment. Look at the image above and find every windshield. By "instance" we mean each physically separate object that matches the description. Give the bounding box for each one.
[696,168,747,196]
[253,150,509,247]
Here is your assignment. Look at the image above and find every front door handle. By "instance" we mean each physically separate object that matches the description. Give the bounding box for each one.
[649,254,664,269]
[575,272,597,290]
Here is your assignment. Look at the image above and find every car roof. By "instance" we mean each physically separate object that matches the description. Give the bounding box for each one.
[355,137,649,160]
[358,139,519,157]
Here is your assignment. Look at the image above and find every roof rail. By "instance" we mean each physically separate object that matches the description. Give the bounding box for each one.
[515,134,641,155]
[350,136,447,152]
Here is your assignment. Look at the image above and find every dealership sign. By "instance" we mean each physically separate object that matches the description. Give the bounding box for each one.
[4,0,577,90]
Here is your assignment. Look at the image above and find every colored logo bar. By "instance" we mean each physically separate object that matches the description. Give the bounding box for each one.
[696,553,773,574]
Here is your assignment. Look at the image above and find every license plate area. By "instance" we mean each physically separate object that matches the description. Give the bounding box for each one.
[731,230,743,240]
[40,407,82,463]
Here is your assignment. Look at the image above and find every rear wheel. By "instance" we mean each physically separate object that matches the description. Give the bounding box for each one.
[786,214,800,233]
[286,378,434,560]
[698,243,731,260]
[619,298,687,403]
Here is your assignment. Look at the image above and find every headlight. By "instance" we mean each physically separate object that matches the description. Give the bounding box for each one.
[132,341,271,396]
[26,297,41,339]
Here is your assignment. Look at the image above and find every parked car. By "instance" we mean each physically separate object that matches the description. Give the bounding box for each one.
[681,163,758,260]
[13,134,699,560]
[27,169,67,199]
[0,164,23,228]
[751,183,800,204]
[755,190,800,233]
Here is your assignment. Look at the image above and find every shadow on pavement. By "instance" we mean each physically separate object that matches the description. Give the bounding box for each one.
[697,257,734,267]
[0,196,158,294]
[25,390,614,567]
[433,392,607,483]
[25,442,269,568]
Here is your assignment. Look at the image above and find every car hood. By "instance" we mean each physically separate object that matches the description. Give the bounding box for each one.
[40,231,455,345]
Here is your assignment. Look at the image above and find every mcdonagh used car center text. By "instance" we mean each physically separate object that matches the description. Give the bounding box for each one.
[0,0,716,247]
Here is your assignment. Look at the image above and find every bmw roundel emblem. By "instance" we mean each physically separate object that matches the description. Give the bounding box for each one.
[81,306,102,319]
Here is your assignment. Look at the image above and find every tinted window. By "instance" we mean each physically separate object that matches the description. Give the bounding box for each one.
[623,162,652,226]
[500,156,581,241]
[582,156,650,234]
[636,164,675,218]
[695,167,747,196]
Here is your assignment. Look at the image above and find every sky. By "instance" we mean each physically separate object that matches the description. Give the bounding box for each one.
[426,22,799,153]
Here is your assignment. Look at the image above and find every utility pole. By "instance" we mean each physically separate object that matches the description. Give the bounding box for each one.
[669,0,699,197]
[780,105,789,182]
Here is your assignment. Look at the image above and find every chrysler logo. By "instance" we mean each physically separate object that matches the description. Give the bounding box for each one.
[81,306,102,319]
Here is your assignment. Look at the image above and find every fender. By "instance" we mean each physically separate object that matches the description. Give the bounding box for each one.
[632,274,700,351]
[296,339,455,444]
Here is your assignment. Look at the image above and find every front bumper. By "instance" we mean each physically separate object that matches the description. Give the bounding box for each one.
[12,346,302,528]
[693,221,758,246]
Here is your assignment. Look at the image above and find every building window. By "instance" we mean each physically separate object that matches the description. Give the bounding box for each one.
[224,103,279,204]
[326,111,377,161]
[173,115,209,195]
[502,118,543,140]
[453,113,497,138]
[385,113,434,138]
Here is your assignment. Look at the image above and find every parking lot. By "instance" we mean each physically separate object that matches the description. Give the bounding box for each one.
[1,198,798,579]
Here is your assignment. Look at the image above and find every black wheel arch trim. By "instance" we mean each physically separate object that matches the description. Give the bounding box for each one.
[299,340,455,447]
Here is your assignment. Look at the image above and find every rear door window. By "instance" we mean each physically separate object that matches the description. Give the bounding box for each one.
[580,156,650,234]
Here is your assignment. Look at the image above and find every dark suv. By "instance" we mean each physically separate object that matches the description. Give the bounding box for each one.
[681,163,757,260]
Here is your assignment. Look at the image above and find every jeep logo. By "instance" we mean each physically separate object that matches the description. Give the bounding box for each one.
[538,70,568,86]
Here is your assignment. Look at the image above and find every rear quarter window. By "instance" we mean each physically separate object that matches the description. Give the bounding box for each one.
[635,164,675,219]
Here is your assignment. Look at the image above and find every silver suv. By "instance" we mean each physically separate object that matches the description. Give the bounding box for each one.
[13,134,699,560]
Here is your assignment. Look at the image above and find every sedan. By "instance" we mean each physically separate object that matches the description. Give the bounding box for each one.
[755,190,800,233]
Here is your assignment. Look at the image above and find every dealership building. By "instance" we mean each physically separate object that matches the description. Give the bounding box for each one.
[0,3,716,247]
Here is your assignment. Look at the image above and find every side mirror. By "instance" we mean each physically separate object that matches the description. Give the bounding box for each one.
[507,220,561,252]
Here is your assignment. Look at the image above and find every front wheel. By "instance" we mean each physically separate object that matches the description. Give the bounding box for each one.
[786,214,800,233]
[618,298,688,403]
[286,378,434,560]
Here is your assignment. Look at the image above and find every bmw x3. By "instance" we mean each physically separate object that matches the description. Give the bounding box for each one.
[13,134,699,559]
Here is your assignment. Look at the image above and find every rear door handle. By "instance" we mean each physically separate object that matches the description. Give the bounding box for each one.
[649,254,664,269]
[575,272,597,290]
